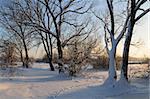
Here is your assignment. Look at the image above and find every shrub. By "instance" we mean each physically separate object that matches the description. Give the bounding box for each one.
[90,55,122,70]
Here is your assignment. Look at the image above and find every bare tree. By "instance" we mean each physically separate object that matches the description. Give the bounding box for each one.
[93,0,149,85]
[17,0,93,72]
[39,31,55,71]
[93,0,131,85]
[120,0,150,81]
[0,1,35,68]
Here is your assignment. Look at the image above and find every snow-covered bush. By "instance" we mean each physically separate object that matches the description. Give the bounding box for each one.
[128,64,149,78]
[66,38,96,76]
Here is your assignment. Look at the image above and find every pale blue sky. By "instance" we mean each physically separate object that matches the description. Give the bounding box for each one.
[117,14,149,58]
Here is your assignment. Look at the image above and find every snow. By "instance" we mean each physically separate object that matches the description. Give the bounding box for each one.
[0,63,149,99]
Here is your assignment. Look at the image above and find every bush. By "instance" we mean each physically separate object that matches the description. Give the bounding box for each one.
[64,38,96,76]
[89,56,108,69]
[89,55,122,70]
[116,56,122,70]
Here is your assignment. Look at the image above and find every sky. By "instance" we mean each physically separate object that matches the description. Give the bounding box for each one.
[0,0,149,58]
[117,14,149,58]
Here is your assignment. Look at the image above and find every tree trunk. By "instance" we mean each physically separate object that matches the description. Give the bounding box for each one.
[23,39,29,68]
[49,34,53,61]
[120,23,134,81]
[104,44,117,85]
[49,35,54,71]
[40,33,55,71]
[47,55,55,71]
[57,38,63,73]
[120,1,135,81]
[108,49,117,80]
[20,50,25,67]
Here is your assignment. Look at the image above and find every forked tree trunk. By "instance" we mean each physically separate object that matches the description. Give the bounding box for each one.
[41,33,55,71]
[45,34,55,71]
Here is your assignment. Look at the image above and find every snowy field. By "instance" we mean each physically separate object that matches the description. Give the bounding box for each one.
[0,63,149,99]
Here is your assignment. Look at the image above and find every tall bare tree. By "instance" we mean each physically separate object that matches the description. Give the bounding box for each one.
[17,0,92,72]
[120,0,150,81]
[93,0,131,85]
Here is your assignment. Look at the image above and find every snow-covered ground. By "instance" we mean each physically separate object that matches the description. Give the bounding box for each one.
[0,63,149,99]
